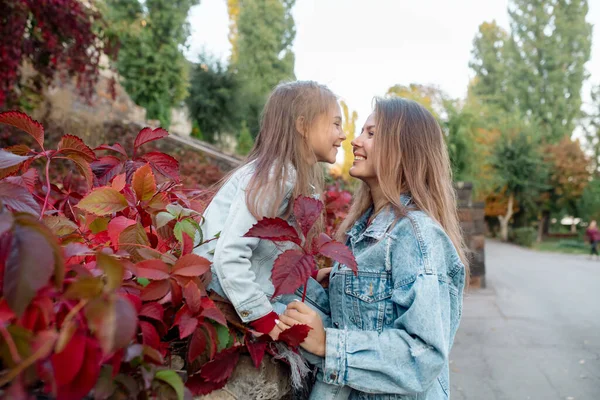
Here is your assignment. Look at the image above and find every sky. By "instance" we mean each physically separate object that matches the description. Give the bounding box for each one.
[186,0,600,128]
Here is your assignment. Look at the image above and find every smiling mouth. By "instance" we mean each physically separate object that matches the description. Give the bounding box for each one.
[354,156,366,161]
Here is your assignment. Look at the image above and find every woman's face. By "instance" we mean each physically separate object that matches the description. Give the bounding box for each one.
[308,103,345,164]
[350,112,377,182]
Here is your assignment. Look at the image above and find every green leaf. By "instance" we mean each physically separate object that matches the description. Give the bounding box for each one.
[89,217,109,234]
[166,203,184,218]
[64,277,104,299]
[43,215,78,236]
[76,188,128,216]
[96,252,124,292]
[173,219,196,244]
[156,211,176,229]
[215,323,231,351]
[154,370,184,400]
[137,277,150,287]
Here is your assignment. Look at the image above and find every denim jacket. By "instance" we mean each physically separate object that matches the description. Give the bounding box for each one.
[308,195,466,400]
[194,162,295,323]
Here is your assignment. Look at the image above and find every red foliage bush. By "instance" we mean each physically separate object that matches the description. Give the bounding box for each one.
[0,111,355,398]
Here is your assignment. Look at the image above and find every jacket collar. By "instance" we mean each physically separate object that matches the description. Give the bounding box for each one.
[347,194,412,241]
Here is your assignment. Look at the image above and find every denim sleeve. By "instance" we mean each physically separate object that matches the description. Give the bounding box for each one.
[322,273,448,394]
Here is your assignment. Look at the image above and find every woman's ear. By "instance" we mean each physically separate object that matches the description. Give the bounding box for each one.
[296,116,307,137]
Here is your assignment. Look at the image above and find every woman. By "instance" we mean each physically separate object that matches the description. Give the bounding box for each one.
[278,97,469,399]
[585,220,599,260]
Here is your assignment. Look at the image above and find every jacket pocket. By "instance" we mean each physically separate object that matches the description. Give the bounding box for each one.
[344,271,393,332]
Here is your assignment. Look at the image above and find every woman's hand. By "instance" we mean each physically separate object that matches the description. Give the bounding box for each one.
[277,301,326,357]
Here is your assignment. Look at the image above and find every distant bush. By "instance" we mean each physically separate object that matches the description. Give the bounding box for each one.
[512,227,536,247]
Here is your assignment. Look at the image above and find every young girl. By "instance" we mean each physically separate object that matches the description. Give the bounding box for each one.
[194,81,345,341]
[279,97,469,399]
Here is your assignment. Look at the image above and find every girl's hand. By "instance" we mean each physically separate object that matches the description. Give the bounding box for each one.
[315,267,332,283]
[277,301,326,357]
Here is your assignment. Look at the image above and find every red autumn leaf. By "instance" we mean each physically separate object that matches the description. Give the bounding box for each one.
[56,134,96,162]
[132,164,156,202]
[0,299,15,324]
[0,181,41,215]
[186,375,227,396]
[139,302,164,323]
[107,216,137,246]
[170,279,183,308]
[188,327,207,363]
[244,217,301,246]
[201,321,219,360]
[183,281,202,314]
[0,149,32,169]
[172,254,211,277]
[56,337,102,400]
[112,173,127,192]
[51,331,86,386]
[141,280,170,301]
[293,196,324,238]
[63,243,93,259]
[200,305,227,327]
[278,324,312,348]
[0,111,45,150]
[182,232,194,255]
[124,293,142,314]
[95,143,127,157]
[140,151,180,181]
[200,346,241,383]
[59,153,94,188]
[147,192,170,211]
[8,167,38,193]
[175,305,199,339]
[246,338,268,369]
[135,259,170,280]
[271,250,315,298]
[318,241,358,273]
[91,156,124,186]
[134,127,169,152]
[139,320,161,349]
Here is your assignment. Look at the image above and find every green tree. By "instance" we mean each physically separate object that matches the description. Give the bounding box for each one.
[234,0,296,136]
[491,124,549,241]
[103,0,199,127]
[583,84,600,174]
[578,178,600,222]
[236,121,254,155]
[187,56,240,143]
[442,99,478,182]
[386,84,444,120]
[508,0,592,142]
[227,0,241,63]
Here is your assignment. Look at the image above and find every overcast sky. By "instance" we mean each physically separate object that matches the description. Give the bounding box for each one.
[186,0,600,126]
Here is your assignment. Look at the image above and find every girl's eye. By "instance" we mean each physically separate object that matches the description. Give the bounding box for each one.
[368,131,375,137]
[334,123,341,127]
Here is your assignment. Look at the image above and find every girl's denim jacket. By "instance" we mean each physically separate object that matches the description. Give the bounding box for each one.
[194,162,294,323]
[304,195,466,400]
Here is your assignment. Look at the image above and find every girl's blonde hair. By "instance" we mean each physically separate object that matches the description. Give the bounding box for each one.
[217,81,338,221]
[337,97,469,275]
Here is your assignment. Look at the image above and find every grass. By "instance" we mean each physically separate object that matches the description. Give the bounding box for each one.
[533,240,590,255]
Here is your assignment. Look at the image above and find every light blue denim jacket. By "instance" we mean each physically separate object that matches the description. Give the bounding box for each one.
[194,162,295,323]
[307,195,466,400]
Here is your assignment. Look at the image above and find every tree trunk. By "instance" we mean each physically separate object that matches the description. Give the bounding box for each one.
[537,213,545,243]
[498,194,514,242]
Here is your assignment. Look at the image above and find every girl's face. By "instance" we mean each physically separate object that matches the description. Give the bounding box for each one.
[307,103,345,164]
[350,112,377,183]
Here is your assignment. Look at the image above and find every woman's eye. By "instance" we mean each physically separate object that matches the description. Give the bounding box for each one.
[368,131,375,137]
[334,123,341,127]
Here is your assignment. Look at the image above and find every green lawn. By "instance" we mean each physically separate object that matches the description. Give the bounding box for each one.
[533,240,590,255]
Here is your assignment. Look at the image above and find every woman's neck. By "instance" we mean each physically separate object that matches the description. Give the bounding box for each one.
[368,181,387,216]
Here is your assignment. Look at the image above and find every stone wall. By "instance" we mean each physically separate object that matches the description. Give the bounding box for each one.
[455,182,486,288]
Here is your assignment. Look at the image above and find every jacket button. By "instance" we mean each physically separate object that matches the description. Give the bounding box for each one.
[240,310,250,317]
[333,322,339,328]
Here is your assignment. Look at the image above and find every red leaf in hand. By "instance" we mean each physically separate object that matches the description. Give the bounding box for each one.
[244,218,301,246]
[318,241,357,274]
[172,254,211,277]
[0,111,44,150]
[135,259,170,280]
[139,320,161,349]
[245,337,268,368]
[200,347,241,383]
[293,196,324,238]
[134,127,169,151]
[271,250,315,298]
[278,324,312,347]
[140,151,179,182]
[51,331,86,386]
[188,327,207,363]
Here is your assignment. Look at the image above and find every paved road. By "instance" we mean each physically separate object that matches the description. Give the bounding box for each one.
[450,240,600,400]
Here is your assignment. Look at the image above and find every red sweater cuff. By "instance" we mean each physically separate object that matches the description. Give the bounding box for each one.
[249,311,278,334]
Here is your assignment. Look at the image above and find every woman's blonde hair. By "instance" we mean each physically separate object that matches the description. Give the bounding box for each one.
[337,97,469,274]
[216,81,338,222]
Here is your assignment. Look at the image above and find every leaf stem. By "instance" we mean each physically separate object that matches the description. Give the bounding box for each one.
[301,280,308,303]
[0,324,21,364]
[39,156,52,219]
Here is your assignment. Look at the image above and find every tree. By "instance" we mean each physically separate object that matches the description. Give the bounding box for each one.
[234,0,296,136]
[583,84,600,174]
[442,99,479,182]
[227,0,241,63]
[187,56,240,143]
[507,0,592,142]
[103,0,200,127]
[578,178,600,222]
[339,100,358,182]
[491,126,549,241]
[236,120,254,155]
[0,0,107,110]
[386,84,444,120]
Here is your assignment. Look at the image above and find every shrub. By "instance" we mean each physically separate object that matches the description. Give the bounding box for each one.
[512,227,536,247]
